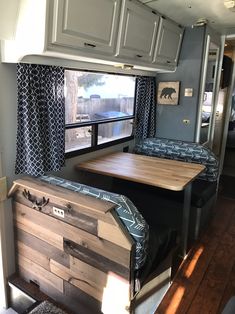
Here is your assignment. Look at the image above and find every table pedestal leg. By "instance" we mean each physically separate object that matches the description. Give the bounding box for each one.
[181,183,192,258]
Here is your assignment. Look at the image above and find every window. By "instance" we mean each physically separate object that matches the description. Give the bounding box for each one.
[65,70,136,156]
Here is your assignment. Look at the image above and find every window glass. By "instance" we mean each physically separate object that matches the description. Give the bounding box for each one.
[65,127,92,152]
[65,70,135,124]
[65,70,136,154]
[98,119,134,145]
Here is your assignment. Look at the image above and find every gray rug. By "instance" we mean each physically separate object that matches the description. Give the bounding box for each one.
[28,301,68,314]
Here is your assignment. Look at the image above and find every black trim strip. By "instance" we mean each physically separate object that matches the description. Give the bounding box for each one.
[65,136,134,159]
[65,115,135,129]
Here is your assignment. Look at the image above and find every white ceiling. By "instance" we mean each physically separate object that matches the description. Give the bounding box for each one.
[140,0,235,36]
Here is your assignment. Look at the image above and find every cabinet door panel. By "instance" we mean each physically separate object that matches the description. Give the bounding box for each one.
[51,0,121,55]
[116,0,159,63]
[154,18,183,66]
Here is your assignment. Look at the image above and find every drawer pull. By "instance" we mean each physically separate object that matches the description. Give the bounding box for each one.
[22,189,49,211]
[84,42,96,48]
[136,54,143,58]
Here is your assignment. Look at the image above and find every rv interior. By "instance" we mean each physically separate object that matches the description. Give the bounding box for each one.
[1,0,235,313]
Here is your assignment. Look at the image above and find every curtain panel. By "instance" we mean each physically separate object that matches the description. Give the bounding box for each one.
[134,76,156,139]
[15,63,65,176]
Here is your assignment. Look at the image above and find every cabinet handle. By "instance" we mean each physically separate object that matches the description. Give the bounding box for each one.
[84,42,96,48]
[167,60,171,64]
[136,54,143,58]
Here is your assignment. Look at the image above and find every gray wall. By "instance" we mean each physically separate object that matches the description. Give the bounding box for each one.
[0,59,18,280]
[156,27,205,141]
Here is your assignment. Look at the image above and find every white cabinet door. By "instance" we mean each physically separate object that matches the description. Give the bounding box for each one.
[153,17,184,66]
[51,0,121,56]
[116,0,160,63]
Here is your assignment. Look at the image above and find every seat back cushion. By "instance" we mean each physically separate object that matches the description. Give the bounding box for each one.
[39,175,149,270]
[134,137,219,182]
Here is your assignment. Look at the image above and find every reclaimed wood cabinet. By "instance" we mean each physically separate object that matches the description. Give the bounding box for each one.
[9,177,134,314]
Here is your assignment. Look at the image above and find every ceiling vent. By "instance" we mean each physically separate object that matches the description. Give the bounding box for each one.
[224,0,235,11]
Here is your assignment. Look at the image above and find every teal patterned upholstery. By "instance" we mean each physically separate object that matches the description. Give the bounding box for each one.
[39,175,149,270]
[134,138,219,182]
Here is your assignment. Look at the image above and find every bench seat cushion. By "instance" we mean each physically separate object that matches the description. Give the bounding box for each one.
[134,137,219,182]
[39,175,149,270]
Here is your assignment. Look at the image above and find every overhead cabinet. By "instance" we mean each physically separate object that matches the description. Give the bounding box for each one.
[1,0,184,72]
[153,17,184,66]
[51,0,121,56]
[116,0,160,63]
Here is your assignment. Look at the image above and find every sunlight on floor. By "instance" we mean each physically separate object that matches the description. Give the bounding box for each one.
[184,246,204,279]
[165,286,185,314]
[161,246,204,314]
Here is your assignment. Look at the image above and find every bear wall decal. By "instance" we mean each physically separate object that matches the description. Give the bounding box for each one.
[160,87,176,99]
[157,81,180,105]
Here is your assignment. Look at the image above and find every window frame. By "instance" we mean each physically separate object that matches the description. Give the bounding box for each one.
[64,69,137,158]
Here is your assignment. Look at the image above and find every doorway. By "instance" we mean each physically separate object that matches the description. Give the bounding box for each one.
[221,41,235,176]
[223,94,235,176]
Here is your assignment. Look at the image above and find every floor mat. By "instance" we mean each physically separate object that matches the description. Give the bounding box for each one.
[28,301,68,314]
[219,175,235,199]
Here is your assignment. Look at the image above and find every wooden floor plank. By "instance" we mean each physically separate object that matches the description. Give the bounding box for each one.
[155,196,235,314]
[155,244,211,314]
[187,230,235,313]
[218,261,235,314]
[216,205,235,314]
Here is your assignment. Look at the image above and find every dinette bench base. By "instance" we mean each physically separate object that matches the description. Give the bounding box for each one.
[9,176,177,314]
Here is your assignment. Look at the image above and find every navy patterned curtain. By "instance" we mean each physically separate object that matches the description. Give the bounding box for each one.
[15,63,65,176]
[134,76,156,139]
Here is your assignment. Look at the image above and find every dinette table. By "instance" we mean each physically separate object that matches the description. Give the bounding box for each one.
[76,152,205,257]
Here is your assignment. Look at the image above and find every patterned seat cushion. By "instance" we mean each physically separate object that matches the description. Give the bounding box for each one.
[134,137,219,182]
[39,175,149,270]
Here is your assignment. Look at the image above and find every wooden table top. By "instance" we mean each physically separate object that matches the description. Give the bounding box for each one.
[76,152,205,191]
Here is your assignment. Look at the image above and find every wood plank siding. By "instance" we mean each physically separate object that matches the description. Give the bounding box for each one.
[9,177,135,314]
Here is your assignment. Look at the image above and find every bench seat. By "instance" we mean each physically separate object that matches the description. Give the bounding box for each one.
[9,175,177,314]
[133,137,219,240]
[134,137,219,182]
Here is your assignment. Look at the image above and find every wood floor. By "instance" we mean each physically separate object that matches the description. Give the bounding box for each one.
[155,195,235,314]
